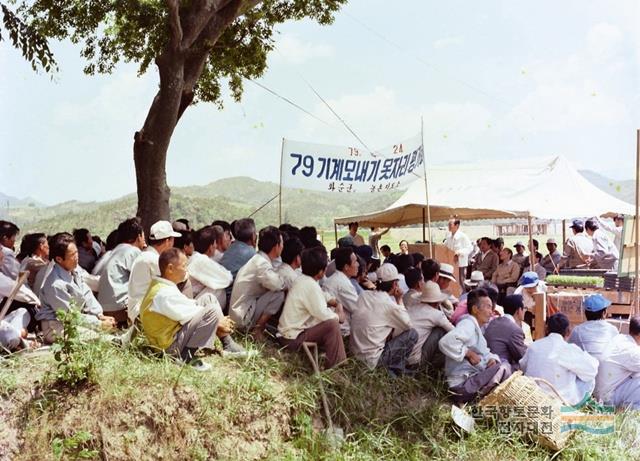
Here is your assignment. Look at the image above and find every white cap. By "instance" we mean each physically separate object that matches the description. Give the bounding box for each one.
[464,270,485,287]
[438,263,456,282]
[376,263,399,282]
[150,220,181,240]
[419,281,449,303]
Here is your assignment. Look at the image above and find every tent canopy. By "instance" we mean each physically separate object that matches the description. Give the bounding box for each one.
[335,156,634,227]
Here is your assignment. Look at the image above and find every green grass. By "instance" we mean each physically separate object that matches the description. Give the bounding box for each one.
[1,338,638,460]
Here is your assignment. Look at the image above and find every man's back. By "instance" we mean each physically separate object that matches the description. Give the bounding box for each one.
[220,241,256,279]
[97,243,141,311]
[484,315,527,368]
[569,320,619,360]
[562,233,593,268]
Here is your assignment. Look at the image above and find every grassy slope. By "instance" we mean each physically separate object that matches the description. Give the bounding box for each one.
[1,339,638,461]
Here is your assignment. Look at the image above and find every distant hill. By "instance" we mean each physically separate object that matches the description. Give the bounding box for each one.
[4,177,401,237]
[0,192,45,212]
[3,170,634,238]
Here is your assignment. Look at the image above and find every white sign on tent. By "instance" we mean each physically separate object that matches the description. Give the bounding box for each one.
[280,133,424,194]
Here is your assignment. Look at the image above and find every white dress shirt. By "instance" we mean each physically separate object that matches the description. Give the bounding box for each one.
[97,243,141,311]
[0,245,19,279]
[595,334,640,403]
[407,303,454,365]
[128,246,160,317]
[277,275,338,340]
[148,277,203,324]
[0,271,40,305]
[597,217,622,251]
[187,251,233,297]
[349,290,412,369]
[323,270,360,336]
[277,263,301,291]
[445,230,473,267]
[569,320,619,360]
[520,333,599,405]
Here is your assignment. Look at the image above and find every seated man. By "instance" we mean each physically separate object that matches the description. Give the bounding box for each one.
[569,294,619,361]
[37,233,116,344]
[98,217,146,325]
[472,237,499,281]
[323,247,359,334]
[0,308,32,351]
[350,263,418,376]
[558,220,594,270]
[188,225,233,310]
[595,315,640,409]
[73,228,97,273]
[128,220,180,321]
[211,220,233,262]
[229,226,285,339]
[541,238,561,273]
[277,247,346,369]
[0,249,41,329]
[491,248,520,302]
[484,294,528,372]
[0,220,20,279]
[402,267,424,308]
[511,242,528,270]
[277,237,304,290]
[220,218,257,280]
[407,282,454,371]
[520,313,599,406]
[533,252,546,281]
[140,248,228,370]
[439,288,512,404]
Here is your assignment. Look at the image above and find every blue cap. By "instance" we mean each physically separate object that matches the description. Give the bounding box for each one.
[519,271,539,288]
[570,219,584,229]
[583,294,611,312]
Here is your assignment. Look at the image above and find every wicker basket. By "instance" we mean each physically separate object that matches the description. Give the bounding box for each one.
[478,371,577,451]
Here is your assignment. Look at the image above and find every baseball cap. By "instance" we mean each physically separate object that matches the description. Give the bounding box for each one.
[376,263,399,282]
[569,219,584,229]
[519,271,539,288]
[583,294,611,312]
[150,220,182,240]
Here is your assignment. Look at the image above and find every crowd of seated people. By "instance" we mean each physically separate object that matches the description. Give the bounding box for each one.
[0,216,637,411]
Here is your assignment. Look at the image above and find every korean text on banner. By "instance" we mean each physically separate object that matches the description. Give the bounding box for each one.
[281,134,424,194]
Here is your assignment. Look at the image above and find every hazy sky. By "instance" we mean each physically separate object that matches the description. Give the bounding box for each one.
[1,0,639,205]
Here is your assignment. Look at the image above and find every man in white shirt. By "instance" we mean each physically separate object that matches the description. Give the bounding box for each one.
[346,222,365,247]
[585,219,619,271]
[350,263,418,376]
[444,218,472,291]
[0,220,20,279]
[520,313,599,406]
[98,217,146,326]
[439,288,511,404]
[558,219,594,270]
[323,247,359,335]
[278,247,346,369]
[407,281,454,371]
[128,220,180,321]
[140,248,230,371]
[211,220,233,262]
[229,226,285,339]
[277,237,304,290]
[597,214,623,253]
[368,227,390,258]
[569,294,619,361]
[595,316,640,409]
[188,225,233,310]
[402,267,424,308]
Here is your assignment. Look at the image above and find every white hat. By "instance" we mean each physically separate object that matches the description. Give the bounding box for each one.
[464,270,484,287]
[514,241,525,247]
[438,263,456,282]
[150,220,182,240]
[376,263,399,282]
[419,281,449,303]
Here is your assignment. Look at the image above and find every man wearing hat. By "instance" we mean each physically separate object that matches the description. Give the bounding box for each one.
[557,219,594,270]
[350,263,418,376]
[406,282,454,371]
[595,315,640,410]
[584,219,619,271]
[512,242,528,270]
[484,294,528,372]
[437,263,459,308]
[128,220,181,321]
[464,270,485,292]
[597,214,624,252]
[568,294,619,360]
[541,238,561,273]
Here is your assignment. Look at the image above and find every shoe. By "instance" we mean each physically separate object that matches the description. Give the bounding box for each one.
[190,359,212,372]
[222,337,250,359]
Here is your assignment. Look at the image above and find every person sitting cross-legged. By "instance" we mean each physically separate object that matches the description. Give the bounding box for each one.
[520,313,599,406]
[277,247,347,369]
[569,294,619,361]
[140,248,240,371]
[229,226,285,340]
[439,288,512,404]
[350,263,418,376]
[595,315,640,410]
[484,294,528,372]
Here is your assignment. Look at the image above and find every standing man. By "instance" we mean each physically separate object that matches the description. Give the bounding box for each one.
[444,218,472,290]
[585,219,619,271]
[368,227,390,258]
[597,214,624,253]
[558,219,594,270]
[347,222,365,247]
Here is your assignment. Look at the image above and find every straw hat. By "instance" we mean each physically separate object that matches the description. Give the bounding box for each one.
[419,281,449,303]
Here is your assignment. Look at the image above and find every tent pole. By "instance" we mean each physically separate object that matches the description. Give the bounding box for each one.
[562,219,566,250]
[334,221,338,249]
[279,138,285,225]
[421,116,433,257]
[422,208,426,242]
[527,213,534,271]
[635,129,640,315]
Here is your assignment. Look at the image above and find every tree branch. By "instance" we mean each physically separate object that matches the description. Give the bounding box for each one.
[166,0,183,51]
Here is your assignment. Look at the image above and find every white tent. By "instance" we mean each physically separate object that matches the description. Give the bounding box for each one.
[335,156,634,227]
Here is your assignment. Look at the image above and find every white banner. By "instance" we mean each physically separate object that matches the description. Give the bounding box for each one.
[280,134,424,194]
